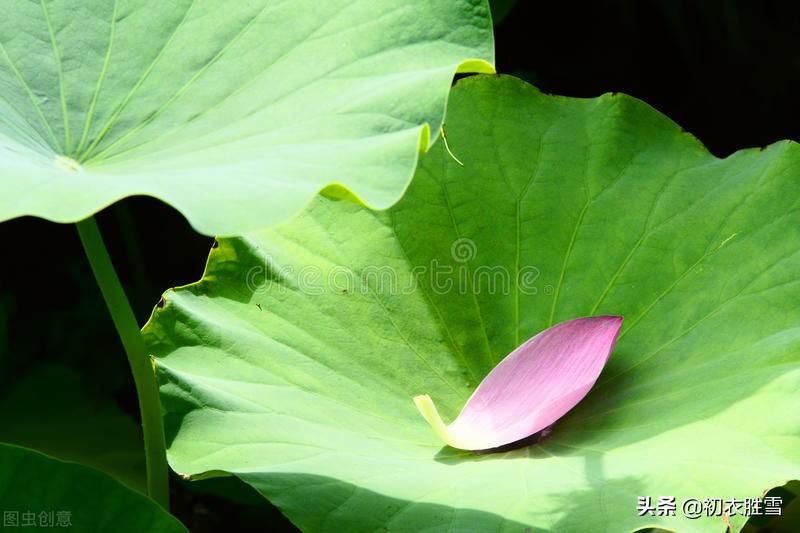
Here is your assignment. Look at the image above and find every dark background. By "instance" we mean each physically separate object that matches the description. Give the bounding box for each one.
[1,1,798,531]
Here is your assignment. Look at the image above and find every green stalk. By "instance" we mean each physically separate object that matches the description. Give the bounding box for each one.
[76,216,169,509]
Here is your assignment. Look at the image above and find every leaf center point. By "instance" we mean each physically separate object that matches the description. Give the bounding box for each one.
[55,155,81,173]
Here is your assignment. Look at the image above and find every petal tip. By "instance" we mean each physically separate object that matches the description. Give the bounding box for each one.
[593,314,623,324]
[602,314,624,336]
[587,315,624,336]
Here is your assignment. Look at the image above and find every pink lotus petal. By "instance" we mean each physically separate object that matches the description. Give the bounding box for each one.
[414,316,623,451]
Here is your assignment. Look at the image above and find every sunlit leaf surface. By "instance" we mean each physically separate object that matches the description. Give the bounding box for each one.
[0,0,493,235]
[145,75,800,531]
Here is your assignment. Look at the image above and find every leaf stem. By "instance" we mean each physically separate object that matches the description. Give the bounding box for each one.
[76,216,169,509]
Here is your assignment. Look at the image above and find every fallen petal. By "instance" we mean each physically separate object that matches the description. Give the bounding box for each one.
[414,316,623,451]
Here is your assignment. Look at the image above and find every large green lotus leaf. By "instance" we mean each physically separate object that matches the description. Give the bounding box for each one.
[0,0,493,236]
[0,443,186,532]
[143,75,800,532]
